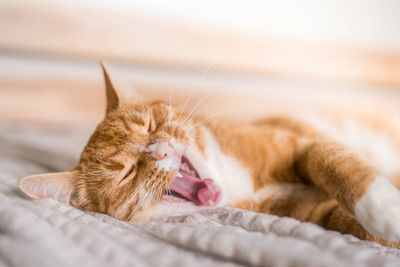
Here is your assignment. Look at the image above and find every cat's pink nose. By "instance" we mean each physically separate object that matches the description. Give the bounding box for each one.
[151,142,181,160]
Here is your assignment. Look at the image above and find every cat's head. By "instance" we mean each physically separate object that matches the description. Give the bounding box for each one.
[18,63,221,221]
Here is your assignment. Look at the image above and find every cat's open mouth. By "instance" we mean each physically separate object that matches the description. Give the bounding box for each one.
[163,155,221,206]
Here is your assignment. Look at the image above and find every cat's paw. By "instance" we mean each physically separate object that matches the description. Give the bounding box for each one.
[354,176,400,242]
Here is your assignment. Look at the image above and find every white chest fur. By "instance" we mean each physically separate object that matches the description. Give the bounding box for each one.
[188,128,254,206]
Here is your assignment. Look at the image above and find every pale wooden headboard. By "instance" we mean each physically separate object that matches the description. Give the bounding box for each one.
[1,0,400,125]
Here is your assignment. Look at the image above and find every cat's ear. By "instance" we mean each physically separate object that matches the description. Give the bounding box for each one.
[100,62,119,114]
[18,171,77,205]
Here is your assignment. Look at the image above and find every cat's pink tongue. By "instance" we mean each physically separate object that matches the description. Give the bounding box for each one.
[170,170,220,206]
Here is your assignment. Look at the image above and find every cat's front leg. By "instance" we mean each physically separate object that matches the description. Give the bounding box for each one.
[296,141,400,241]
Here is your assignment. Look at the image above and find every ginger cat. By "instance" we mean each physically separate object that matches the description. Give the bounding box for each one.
[19,64,400,248]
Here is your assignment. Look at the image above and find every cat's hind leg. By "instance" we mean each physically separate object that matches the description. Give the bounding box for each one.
[296,141,400,242]
[324,202,400,248]
[243,183,400,248]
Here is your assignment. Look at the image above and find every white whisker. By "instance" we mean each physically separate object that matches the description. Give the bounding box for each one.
[187,108,242,131]
[143,181,159,212]
[197,43,228,84]
[167,188,173,197]
[128,190,149,220]
[182,93,210,125]
[116,179,147,218]
[128,178,163,221]
[186,94,220,122]
[177,43,229,122]
[188,113,224,130]
[177,90,194,122]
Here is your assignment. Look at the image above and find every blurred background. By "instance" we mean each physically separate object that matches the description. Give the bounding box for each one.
[1,0,400,128]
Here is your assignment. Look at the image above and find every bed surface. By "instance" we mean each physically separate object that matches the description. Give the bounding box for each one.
[2,124,400,267]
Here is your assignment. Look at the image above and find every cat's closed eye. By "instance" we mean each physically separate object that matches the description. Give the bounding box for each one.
[118,165,136,185]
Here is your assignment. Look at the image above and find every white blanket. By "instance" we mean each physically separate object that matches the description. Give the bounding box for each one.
[1,124,400,267]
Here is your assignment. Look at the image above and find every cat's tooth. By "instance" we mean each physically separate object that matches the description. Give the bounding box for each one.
[176,172,183,178]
